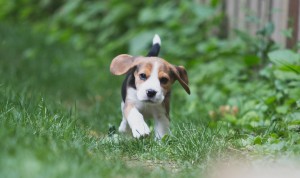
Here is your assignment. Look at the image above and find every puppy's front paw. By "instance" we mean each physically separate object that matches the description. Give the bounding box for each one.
[127,107,150,138]
[131,122,150,138]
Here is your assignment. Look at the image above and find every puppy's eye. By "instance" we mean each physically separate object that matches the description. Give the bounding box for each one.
[139,73,147,81]
[160,77,169,84]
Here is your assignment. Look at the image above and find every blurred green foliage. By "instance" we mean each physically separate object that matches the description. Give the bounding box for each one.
[0,0,222,60]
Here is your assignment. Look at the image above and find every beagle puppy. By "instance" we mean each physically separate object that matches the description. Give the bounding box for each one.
[110,34,190,139]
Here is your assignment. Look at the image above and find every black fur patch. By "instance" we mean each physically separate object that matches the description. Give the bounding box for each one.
[121,71,136,102]
[147,43,160,57]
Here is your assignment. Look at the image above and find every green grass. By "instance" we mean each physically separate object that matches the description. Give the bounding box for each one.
[1,22,299,178]
[0,23,233,178]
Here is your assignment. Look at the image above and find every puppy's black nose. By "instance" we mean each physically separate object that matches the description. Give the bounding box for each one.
[146,89,157,98]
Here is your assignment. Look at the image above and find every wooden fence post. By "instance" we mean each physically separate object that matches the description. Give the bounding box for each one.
[286,0,299,48]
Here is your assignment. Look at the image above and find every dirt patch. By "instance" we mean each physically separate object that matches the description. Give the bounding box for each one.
[124,158,180,173]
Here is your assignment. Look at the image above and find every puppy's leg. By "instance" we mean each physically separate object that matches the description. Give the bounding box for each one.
[119,102,130,133]
[119,117,130,133]
[153,114,170,139]
[124,102,150,138]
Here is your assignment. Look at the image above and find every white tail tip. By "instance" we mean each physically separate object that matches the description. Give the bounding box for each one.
[153,34,161,45]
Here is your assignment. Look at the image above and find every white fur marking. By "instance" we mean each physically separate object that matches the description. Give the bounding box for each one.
[119,102,130,133]
[126,88,139,103]
[137,62,164,103]
[127,107,150,138]
[118,118,129,133]
[154,113,170,139]
[153,34,161,45]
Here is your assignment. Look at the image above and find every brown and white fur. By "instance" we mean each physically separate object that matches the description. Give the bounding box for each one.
[110,35,190,139]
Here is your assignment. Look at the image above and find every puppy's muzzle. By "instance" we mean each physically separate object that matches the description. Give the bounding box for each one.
[146,89,157,98]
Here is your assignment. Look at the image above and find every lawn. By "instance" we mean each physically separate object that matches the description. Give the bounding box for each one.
[0,23,229,178]
[0,3,300,177]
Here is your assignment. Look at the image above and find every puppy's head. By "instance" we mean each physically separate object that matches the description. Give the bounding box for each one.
[110,55,190,104]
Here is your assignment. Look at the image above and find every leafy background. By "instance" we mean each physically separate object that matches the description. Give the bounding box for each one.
[0,0,300,177]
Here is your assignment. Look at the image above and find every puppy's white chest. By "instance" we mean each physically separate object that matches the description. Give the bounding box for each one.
[135,101,165,119]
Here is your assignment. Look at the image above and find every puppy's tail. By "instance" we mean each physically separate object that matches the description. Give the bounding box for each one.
[147,34,161,57]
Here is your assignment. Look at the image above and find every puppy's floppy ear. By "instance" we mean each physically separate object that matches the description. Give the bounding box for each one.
[171,65,190,94]
[110,54,135,75]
